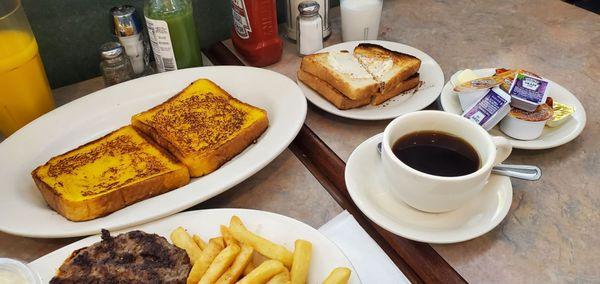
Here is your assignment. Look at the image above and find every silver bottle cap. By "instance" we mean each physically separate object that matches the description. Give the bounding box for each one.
[298,1,320,16]
[100,42,125,59]
[110,5,142,37]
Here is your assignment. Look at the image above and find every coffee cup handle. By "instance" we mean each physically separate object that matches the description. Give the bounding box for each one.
[491,136,512,166]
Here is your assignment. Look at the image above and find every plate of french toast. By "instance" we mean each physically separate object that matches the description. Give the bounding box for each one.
[439,68,586,149]
[297,40,444,120]
[30,209,359,283]
[0,66,307,237]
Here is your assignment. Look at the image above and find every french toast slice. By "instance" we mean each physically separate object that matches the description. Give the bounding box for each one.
[300,51,379,100]
[371,73,420,106]
[31,126,190,221]
[354,43,421,94]
[132,79,269,177]
[298,70,371,110]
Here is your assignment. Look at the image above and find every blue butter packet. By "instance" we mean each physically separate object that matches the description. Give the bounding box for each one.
[462,87,511,130]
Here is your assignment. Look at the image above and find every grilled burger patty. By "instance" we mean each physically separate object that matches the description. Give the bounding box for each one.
[51,230,191,284]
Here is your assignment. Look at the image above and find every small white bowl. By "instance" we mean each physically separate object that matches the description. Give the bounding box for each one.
[0,258,41,284]
[499,114,549,140]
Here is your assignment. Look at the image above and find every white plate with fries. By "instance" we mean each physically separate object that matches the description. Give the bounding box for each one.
[30,209,360,284]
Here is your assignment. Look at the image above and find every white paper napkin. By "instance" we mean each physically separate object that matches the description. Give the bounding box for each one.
[319,211,411,284]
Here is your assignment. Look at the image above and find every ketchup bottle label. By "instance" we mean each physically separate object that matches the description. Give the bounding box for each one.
[232,0,252,39]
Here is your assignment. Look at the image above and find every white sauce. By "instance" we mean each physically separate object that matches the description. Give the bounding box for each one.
[327,52,372,79]
[0,268,28,284]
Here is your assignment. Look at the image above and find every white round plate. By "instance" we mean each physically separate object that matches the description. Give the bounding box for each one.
[439,68,586,150]
[297,40,444,120]
[0,66,307,238]
[345,134,513,244]
[29,209,360,283]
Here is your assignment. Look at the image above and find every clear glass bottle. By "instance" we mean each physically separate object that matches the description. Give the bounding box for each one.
[296,1,323,55]
[0,0,55,137]
[144,0,202,72]
[99,42,134,86]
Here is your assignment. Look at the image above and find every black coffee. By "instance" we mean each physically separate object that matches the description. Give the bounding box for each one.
[392,131,480,177]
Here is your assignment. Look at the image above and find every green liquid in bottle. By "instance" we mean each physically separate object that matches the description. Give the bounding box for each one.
[145,0,202,70]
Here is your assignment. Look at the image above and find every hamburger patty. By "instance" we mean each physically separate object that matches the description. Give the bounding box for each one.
[50,229,191,284]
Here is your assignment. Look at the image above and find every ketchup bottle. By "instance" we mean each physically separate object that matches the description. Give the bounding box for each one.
[231,0,283,67]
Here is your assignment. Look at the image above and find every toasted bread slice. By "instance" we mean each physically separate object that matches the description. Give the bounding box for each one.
[132,79,269,177]
[31,126,190,221]
[371,73,420,106]
[354,43,421,94]
[298,70,371,110]
[300,51,379,100]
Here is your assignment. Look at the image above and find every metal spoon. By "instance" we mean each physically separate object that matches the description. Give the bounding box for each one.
[376,142,541,181]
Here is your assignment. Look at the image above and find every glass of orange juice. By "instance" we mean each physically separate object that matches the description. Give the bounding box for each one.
[0,0,54,137]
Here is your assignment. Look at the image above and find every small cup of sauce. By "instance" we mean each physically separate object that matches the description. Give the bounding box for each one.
[0,258,41,284]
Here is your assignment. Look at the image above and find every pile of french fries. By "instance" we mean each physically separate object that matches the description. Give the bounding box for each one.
[170,216,351,284]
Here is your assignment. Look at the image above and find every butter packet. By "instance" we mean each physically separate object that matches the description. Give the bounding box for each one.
[546,101,575,127]
[509,73,549,112]
[462,87,511,130]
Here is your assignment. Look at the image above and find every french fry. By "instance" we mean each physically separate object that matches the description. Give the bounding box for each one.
[199,243,241,284]
[187,237,225,284]
[229,216,293,267]
[221,225,238,246]
[266,267,290,284]
[290,240,312,284]
[243,259,256,276]
[215,244,254,284]
[237,260,285,284]
[193,234,207,250]
[322,267,351,284]
[170,227,202,264]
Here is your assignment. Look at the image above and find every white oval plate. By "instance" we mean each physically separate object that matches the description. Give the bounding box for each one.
[439,68,586,150]
[297,40,444,120]
[30,209,360,283]
[0,66,307,238]
[345,134,512,244]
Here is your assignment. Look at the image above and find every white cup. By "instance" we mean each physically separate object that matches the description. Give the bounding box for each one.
[340,0,383,41]
[381,111,512,213]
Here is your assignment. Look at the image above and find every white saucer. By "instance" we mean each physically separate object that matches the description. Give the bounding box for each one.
[345,133,513,244]
[439,68,587,150]
[297,40,444,120]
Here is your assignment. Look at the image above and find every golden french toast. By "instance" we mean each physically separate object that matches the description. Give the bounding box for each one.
[132,79,269,177]
[31,126,190,221]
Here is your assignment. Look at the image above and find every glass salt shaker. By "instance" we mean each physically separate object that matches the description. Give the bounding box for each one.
[99,42,134,86]
[296,1,323,56]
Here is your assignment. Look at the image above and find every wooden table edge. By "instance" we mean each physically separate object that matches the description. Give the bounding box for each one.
[202,41,467,284]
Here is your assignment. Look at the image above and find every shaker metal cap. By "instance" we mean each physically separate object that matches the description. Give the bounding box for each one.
[110,5,142,36]
[100,42,124,59]
[298,1,320,16]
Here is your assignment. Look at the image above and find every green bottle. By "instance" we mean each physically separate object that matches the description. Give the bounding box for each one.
[144,0,202,72]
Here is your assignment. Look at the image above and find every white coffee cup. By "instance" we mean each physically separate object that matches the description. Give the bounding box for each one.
[381,111,512,213]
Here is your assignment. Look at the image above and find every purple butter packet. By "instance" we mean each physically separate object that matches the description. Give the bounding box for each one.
[462,87,511,130]
[509,73,549,112]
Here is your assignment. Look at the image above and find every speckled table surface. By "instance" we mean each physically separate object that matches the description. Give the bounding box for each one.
[223,1,599,282]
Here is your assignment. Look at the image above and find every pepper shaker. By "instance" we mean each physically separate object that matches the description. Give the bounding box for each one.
[99,42,134,86]
[296,1,323,55]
